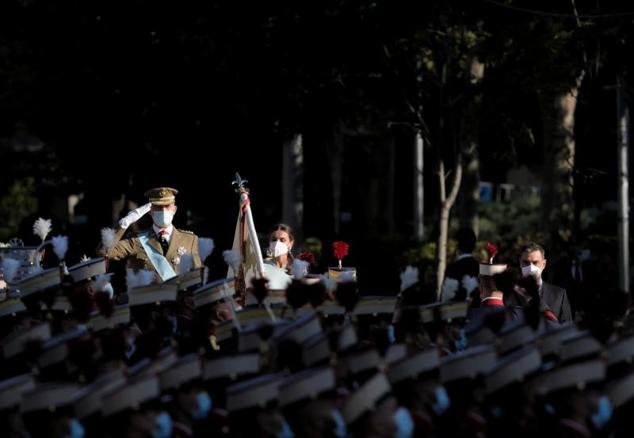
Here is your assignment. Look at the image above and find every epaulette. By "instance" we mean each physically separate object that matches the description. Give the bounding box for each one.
[179,229,195,235]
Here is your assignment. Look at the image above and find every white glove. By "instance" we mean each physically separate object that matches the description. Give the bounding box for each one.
[440,277,459,302]
[119,203,151,229]
[461,275,479,294]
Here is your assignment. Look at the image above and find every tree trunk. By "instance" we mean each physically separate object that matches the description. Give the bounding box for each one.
[458,134,480,234]
[383,136,396,235]
[327,120,345,236]
[414,132,425,242]
[539,73,584,244]
[282,133,304,242]
[458,58,484,235]
[436,159,463,299]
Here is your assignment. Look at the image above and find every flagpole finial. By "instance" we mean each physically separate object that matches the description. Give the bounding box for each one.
[232,172,249,194]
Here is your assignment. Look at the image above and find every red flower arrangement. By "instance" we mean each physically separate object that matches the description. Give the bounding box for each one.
[486,242,498,264]
[298,252,315,265]
[332,241,349,269]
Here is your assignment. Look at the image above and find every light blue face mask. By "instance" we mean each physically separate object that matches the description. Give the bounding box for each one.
[277,419,294,438]
[591,396,613,429]
[432,386,451,415]
[331,409,347,438]
[192,391,212,420]
[152,210,174,228]
[393,407,415,438]
[153,411,173,438]
[454,329,468,351]
[64,418,85,438]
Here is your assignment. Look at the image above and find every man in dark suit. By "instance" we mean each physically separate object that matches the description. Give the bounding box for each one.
[519,242,572,322]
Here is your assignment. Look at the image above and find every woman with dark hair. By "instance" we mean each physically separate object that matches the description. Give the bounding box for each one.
[265,223,295,273]
[261,223,295,291]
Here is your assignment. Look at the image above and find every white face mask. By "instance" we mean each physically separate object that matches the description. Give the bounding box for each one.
[151,210,174,228]
[269,240,289,257]
[521,263,542,279]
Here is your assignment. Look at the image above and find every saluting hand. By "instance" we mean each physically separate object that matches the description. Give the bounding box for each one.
[119,203,152,229]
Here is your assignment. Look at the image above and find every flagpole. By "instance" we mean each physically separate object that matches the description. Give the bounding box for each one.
[232,173,276,322]
[240,192,266,277]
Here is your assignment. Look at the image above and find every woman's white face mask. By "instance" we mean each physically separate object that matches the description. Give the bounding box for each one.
[269,240,289,257]
[152,210,175,228]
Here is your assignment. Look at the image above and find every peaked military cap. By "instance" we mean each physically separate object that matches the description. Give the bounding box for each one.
[302,332,331,366]
[279,366,336,407]
[498,323,535,356]
[388,348,440,384]
[102,375,160,417]
[485,347,541,394]
[21,382,82,413]
[529,359,605,396]
[0,374,35,411]
[607,372,634,409]
[342,372,391,424]
[440,345,497,383]
[479,263,507,276]
[73,370,126,419]
[159,354,202,392]
[225,373,285,412]
[202,353,260,381]
[68,258,106,283]
[606,335,634,366]
[559,331,602,363]
[144,187,178,206]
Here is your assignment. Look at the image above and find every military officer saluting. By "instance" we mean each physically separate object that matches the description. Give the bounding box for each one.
[105,187,202,282]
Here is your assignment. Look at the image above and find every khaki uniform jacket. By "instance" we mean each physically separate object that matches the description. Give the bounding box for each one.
[107,227,202,274]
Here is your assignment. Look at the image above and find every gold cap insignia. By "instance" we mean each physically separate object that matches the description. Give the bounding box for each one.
[144,187,178,206]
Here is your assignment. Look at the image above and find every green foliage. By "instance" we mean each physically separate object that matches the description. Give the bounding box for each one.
[477,193,546,260]
[0,177,38,241]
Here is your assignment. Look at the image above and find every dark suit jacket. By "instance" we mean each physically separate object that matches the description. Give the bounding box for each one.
[541,282,572,323]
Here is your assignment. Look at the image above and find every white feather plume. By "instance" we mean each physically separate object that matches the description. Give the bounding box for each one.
[461,275,479,295]
[51,235,69,261]
[2,258,21,283]
[126,269,155,290]
[263,263,292,290]
[203,266,209,285]
[28,265,43,276]
[198,238,215,262]
[33,218,52,242]
[400,266,420,292]
[126,269,139,290]
[223,250,241,275]
[101,228,117,251]
[179,254,194,274]
[440,277,459,302]
[138,270,155,286]
[318,274,337,293]
[93,273,114,291]
[291,259,309,280]
[93,273,115,298]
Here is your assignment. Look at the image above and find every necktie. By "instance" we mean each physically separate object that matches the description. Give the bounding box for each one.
[158,230,169,254]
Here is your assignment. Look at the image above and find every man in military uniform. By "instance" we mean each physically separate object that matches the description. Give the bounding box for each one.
[106,187,202,282]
